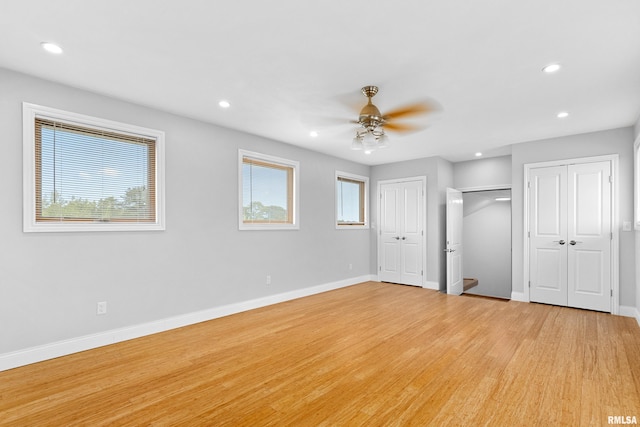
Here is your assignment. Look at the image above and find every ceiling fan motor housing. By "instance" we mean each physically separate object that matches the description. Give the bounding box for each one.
[359,85,384,130]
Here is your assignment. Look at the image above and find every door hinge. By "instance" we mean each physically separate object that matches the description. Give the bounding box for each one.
[421,270,423,276]
[422,230,424,236]
[379,266,382,271]
[528,281,531,288]
[609,175,613,184]
[527,231,530,238]
[610,289,613,297]
[527,181,531,189]
[611,232,613,240]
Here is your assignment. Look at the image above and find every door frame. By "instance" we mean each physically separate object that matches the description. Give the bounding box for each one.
[376,176,427,288]
[522,154,619,315]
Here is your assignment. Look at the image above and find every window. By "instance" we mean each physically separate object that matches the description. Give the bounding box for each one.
[239,150,299,230]
[336,171,368,228]
[23,103,165,232]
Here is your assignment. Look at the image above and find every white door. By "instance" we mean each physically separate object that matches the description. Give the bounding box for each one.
[446,188,464,295]
[529,166,568,306]
[529,161,611,312]
[379,180,424,286]
[567,162,611,312]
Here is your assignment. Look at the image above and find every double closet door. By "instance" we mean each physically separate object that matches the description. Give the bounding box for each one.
[529,161,612,312]
[378,179,424,287]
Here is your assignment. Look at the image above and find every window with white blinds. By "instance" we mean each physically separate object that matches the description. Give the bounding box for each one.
[23,103,165,232]
[336,171,368,228]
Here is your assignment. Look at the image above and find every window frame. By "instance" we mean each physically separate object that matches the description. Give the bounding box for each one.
[238,149,299,230]
[23,103,166,232]
[335,171,369,229]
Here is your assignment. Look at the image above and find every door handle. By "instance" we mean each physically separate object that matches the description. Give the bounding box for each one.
[401,237,406,240]
[569,240,582,245]
[443,248,456,253]
[553,240,566,245]
[394,236,400,240]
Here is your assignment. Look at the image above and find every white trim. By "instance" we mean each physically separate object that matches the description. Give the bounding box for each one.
[523,154,620,315]
[423,280,439,290]
[510,291,527,302]
[376,176,427,287]
[238,149,300,230]
[456,184,512,192]
[335,170,370,229]
[618,306,640,328]
[22,102,166,232]
[0,275,375,372]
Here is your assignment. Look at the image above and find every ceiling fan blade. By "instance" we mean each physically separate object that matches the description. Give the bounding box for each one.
[382,122,423,133]
[383,100,441,120]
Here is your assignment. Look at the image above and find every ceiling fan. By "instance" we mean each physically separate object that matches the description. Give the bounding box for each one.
[351,85,440,153]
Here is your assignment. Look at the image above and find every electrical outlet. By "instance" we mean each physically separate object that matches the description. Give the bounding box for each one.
[266,275,271,285]
[97,301,107,315]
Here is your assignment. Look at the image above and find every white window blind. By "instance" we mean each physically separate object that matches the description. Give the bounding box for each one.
[35,118,156,223]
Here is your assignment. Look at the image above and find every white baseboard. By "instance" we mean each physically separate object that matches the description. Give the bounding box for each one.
[510,291,527,302]
[619,305,640,327]
[0,275,375,372]
[422,281,439,290]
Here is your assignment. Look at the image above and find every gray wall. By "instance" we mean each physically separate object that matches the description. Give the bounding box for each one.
[454,155,512,189]
[462,192,512,298]
[0,68,371,354]
[511,127,636,306]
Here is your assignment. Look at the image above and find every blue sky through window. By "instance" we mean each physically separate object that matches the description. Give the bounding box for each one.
[337,180,361,222]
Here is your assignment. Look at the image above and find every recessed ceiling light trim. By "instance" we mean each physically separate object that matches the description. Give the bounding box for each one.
[475,152,483,157]
[542,63,561,73]
[557,111,569,118]
[41,42,63,54]
[309,130,318,138]
[218,100,230,108]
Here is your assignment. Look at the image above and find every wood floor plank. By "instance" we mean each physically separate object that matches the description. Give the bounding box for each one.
[1,281,639,426]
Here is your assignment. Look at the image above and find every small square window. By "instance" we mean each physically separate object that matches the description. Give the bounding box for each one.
[239,150,299,230]
[336,171,369,228]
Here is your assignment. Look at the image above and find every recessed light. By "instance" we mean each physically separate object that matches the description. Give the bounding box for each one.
[309,130,318,138]
[364,150,372,155]
[495,197,511,201]
[557,111,569,118]
[41,42,63,54]
[475,152,483,157]
[218,100,230,108]
[542,63,561,73]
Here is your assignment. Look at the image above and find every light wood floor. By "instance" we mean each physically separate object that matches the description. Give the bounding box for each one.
[1,281,639,426]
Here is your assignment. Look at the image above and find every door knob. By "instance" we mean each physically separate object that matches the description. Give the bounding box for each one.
[401,237,406,240]
[394,236,400,240]
[553,240,566,245]
[569,240,582,245]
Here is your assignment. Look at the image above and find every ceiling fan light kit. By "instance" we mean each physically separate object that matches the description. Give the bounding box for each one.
[350,85,435,153]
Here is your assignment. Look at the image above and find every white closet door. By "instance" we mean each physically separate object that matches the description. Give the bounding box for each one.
[379,180,424,286]
[529,166,568,306]
[567,161,611,312]
[379,183,402,284]
[529,161,612,312]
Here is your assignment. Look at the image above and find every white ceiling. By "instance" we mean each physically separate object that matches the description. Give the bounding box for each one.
[2,0,639,165]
